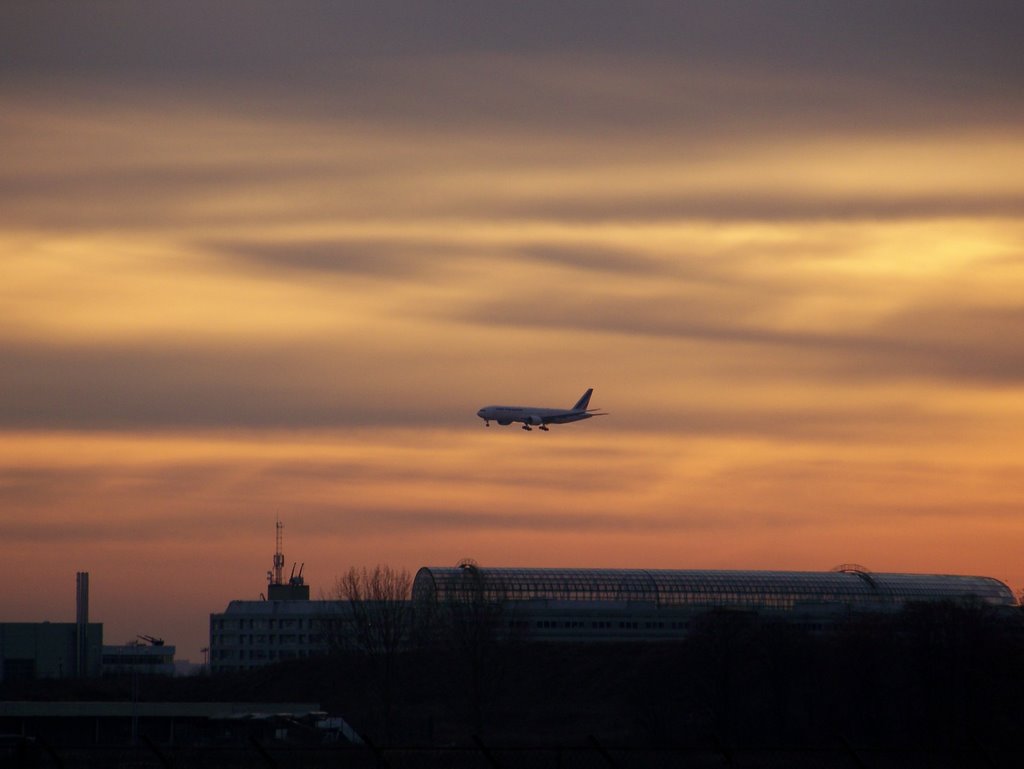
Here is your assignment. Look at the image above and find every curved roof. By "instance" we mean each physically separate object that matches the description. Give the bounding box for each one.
[412,565,1016,611]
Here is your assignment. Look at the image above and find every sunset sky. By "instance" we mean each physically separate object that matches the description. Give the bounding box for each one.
[3,1,1024,660]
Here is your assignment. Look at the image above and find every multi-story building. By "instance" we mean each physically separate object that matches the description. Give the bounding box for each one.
[209,599,348,673]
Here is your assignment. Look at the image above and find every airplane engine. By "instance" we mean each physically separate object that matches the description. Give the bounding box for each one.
[525,415,544,426]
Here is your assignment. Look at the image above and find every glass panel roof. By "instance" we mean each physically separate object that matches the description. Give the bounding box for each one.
[412,566,1016,609]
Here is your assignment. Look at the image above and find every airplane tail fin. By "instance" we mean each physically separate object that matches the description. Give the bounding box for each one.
[572,388,594,411]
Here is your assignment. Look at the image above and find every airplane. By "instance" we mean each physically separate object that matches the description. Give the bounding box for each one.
[476,388,607,431]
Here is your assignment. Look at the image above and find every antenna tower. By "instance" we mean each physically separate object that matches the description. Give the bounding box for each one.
[265,516,310,601]
[272,517,285,586]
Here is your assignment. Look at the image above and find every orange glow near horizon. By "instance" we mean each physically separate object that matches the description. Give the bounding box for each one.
[3,13,1024,659]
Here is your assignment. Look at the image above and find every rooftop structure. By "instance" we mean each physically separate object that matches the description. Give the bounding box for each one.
[266,517,309,601]
[412,564,1016,610]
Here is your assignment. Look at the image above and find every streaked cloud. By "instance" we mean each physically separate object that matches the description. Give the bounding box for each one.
[2,2,1024,657]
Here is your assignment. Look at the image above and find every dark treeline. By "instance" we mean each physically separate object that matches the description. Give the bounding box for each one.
[5,601,1024,751]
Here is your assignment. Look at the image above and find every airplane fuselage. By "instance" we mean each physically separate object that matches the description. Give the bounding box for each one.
[476,389,605,431]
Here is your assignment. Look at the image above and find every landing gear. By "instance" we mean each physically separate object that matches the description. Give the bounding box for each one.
[522,424,531,431]
[539,425,549,431]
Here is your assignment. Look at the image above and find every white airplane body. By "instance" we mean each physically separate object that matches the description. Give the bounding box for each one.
[476,388,607,431]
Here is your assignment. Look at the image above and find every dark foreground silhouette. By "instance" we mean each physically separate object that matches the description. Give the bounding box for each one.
[4,601,1024,767]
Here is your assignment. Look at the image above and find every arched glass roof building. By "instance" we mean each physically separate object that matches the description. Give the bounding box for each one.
[412,564,1016,611]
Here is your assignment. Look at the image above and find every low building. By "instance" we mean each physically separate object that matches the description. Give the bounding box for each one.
[0,622,102,682]
[101,640,176,676]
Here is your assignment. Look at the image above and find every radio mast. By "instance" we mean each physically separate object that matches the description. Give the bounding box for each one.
[272,516,285,586]
[266,517,310,601]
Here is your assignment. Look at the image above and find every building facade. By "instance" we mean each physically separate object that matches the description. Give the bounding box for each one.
[209,600,350,673]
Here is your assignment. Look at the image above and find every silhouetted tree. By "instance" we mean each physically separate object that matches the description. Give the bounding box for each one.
[328,564,413,740]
